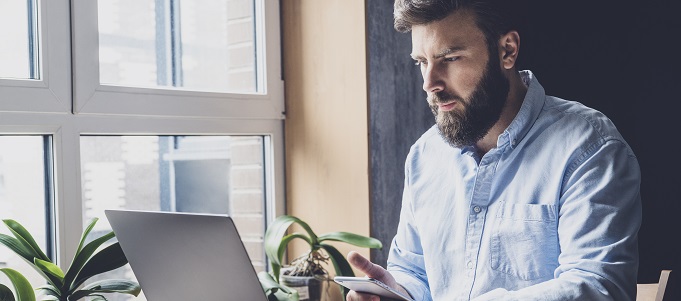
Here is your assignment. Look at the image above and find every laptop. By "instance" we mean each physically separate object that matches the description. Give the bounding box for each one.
[105,209,269,301]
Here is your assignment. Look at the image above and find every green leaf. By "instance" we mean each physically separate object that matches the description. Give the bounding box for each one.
[75,219,98,257]
[61,231,115,292]
[0,268,36,301]
[318,232,383,249]
[319,244,354,300]
[87,295,108,301]
[70,243,128,291]
[2,220,50,262]
[68,280,140,301]
[0,283,16,301]
[257,272,299,301]
[278,233,311,268]
[274,289,299,301]
[264,216,318,282]
[257,271,281,295]
[0,235,62,291]
[26,260,62,294]
[35,285,60,298]
[33,259,64,288]
[0,234,34,263]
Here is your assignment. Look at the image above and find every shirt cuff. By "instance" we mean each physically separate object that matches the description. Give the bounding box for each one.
[391,270,430,301]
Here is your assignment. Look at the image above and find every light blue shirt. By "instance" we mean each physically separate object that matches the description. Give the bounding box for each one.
[387,71,641,301]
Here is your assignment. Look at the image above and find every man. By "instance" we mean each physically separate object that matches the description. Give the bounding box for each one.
[347,1,641,300]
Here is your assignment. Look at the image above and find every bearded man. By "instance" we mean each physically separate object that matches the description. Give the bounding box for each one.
[346,1,641,300]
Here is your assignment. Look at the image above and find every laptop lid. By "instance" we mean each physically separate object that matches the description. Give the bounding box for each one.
[105,209,268,301]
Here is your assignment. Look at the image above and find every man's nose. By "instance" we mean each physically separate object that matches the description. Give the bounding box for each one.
[422,64,445,93]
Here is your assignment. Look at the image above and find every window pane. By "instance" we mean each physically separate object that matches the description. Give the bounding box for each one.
[98,0,258,93]
[0,0,38,79]
[80,136,266,301]
[179,0,257,92]
[0,136,49,287]
[98,0,158,87]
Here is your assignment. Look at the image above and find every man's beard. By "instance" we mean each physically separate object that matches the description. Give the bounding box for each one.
[428,57,510,148]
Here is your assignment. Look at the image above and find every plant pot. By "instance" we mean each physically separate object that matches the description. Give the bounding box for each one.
[281,274,326,301]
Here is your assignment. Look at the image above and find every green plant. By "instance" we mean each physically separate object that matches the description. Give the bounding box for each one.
[0,268,35,301]
[263,215,382,300]
[257,270,299,301]
[0,218,140,301]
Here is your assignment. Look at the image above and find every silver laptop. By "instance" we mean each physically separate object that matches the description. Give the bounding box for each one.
[105,209,268,301]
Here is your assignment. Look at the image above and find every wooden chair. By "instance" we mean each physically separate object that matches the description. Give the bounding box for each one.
[637,270,671,301]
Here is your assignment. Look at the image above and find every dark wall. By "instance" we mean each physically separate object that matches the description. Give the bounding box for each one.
[367,1,680,299]
[366,0,432,267]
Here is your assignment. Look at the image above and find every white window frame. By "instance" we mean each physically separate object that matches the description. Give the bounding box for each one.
[0,0,71,113]
[0,0,285,269]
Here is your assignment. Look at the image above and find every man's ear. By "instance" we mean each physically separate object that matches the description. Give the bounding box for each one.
[499,31,520,70]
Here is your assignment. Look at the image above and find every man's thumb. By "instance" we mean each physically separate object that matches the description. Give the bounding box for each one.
[347,251,386,279]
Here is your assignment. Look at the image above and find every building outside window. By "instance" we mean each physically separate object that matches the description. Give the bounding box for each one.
[0,1,284,300]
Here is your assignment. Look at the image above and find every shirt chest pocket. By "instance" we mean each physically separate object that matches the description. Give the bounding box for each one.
[490,202,559,281]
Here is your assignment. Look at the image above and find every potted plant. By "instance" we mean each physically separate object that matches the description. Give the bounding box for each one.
[263,215,382,301]
[0,218,140,301]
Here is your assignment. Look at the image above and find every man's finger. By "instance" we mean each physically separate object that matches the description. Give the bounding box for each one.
[347,251,386,279]
[347,290,380,301]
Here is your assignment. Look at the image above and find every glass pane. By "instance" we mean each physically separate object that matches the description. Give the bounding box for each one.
[98,0,258,93]
[80,135,266,301]
[0,136,49,287]
[98,0,158,87]
[0,0,38,79]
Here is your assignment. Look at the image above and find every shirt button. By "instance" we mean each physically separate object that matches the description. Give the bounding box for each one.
[473,206,481,213]
[467,261,474,269]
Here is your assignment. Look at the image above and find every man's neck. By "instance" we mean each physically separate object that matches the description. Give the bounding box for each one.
[474,72,528,157]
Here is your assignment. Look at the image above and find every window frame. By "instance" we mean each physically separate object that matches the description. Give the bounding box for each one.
[71,0,284,119]
[0,0,71,113]
[0,0,285,269]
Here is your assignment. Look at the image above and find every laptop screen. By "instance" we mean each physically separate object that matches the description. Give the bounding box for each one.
[105,209,268,301]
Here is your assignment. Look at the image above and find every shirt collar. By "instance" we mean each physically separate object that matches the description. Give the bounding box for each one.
[500,70,546,149]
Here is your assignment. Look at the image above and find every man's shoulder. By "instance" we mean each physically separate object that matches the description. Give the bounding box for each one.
[541,96,625,142]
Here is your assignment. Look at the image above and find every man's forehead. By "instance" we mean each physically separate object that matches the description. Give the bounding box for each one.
[409,11,483,58]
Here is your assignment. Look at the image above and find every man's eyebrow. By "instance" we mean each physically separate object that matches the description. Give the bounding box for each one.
[410,46,467,60]
[434,46,466,58]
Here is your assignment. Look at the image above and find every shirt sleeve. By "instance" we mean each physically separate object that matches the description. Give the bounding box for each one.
[474,139,642,301]
[387,155,432,301]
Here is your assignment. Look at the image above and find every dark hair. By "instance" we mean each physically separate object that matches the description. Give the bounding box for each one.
[394,0,526,53]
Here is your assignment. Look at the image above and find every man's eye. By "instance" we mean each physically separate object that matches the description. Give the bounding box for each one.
[445,56,460,62]
[414,60,427,66]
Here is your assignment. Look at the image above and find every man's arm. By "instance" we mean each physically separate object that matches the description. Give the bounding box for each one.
[475,139,641,301]
[386,162,431,301]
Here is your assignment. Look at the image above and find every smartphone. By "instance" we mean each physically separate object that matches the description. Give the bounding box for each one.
[334,276,415,301]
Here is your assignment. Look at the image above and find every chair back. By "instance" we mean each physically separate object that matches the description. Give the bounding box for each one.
[637,270,671,301]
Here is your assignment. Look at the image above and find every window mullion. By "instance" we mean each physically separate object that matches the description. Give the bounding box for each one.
[53,122,84,269]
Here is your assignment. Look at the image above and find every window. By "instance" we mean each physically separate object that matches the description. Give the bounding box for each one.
[0,136,51,286]
[0,0,39,79]
[98,0,258,92]
[0,1,284,300]
[80,136,267,271]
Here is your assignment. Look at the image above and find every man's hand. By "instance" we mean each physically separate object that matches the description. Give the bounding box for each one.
[345,251,411,301]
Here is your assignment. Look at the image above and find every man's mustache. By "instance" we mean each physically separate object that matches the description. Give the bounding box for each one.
[428,91,463,106]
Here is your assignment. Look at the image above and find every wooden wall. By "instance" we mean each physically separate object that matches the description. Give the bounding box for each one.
[281,1,370,296]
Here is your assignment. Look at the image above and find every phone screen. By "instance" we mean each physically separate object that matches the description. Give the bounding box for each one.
[333,277,414,301]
